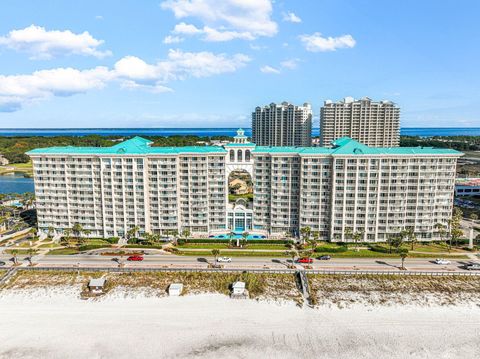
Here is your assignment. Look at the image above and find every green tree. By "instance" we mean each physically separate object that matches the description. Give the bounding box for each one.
[72,223,83,246]
[448,208,463,248]
[345,227,364,252]
[47,226,55,239]
[11,249,18,265]
[399,249,409,270]
[211,249,220,263]
[27,248,35,266]
[126,226,140,242]
[405,227,418,250]
[181,228,191,240]
[469,213,478,222]
[300,226,311,245]
[435,223,449,252]
[387,233,403,254]
[285,250,297,266]
[61,228,72,247]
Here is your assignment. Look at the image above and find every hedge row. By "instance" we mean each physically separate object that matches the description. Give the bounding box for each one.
[368,245,392,253]
[79,244,112,251]
[184,238,290,244]
[314,245,348,253]
[124,244,164,249]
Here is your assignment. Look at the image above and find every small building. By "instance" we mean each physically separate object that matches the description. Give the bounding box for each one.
[0,155,9,166]
[168,283,183,296]
[88,278,106,294]
[455,178,480,196]
[231,281,246,295]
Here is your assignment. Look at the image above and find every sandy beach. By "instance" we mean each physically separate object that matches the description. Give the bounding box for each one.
[1,287,480,359]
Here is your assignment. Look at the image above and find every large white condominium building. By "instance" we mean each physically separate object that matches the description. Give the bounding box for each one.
[27,129,461,242]
[252,102,312,146]
[320,97,400,148]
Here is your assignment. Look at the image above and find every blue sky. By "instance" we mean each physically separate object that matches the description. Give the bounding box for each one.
[0,0,479,128]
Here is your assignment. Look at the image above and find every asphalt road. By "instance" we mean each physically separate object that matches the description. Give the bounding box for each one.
[0,252,478,272]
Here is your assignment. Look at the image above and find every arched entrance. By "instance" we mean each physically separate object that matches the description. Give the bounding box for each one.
[227,169,253,232]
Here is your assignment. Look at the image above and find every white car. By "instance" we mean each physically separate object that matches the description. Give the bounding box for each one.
[216,257,232,263]
[434,258,451,265]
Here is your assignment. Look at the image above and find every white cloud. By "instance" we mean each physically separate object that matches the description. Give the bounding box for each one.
[299,32,356,52]
[282,12,301,23]
[280,58,299,69]
[0,67,113,111]
[260,65,280,74]
[163,35,184,44]
[161,0,277,41]
[0,49,250,111]
[0,25,112,59]
[114,49,250,87]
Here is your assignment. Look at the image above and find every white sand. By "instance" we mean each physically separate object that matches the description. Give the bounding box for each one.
[1,288,479,359]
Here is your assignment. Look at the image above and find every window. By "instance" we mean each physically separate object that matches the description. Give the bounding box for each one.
[230,150,234,162]
[237,150,243,162]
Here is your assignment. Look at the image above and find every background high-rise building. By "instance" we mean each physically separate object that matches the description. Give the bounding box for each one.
[320,97,400,147]
[252,102,312,146]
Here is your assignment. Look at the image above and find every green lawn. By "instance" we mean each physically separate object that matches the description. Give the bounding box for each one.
[46,248,79,255]
[5,249,38,255]
[174,248,469,259]
[0,161,33,175]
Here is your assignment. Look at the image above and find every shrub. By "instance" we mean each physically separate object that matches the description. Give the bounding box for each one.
[314,245,348,253]
[105,237,119,244]
[369,245,391,253]
[79,244,110,251]
[177,239,186,245]
[186,239,289,244]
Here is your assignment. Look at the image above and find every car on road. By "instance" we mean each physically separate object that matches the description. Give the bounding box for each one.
[127,255,144,261]
[317,255,331,260]
[0,261,5,266]
[434,258,450,265]
[216,257,232,263]
[296,257,313,264]
[464,263,480,271]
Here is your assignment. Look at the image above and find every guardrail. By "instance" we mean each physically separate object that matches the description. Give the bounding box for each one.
[16,266,480,276]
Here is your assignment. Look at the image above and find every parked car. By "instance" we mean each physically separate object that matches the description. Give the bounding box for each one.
[434,258,450,265]
[0,261,5,266]
[296,257,313,264]
[464,263,480,271]
[217,257,232,263]
[127,255,144,261]
[317,255,331,260]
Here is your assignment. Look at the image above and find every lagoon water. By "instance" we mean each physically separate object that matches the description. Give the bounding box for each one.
[0,172,34,194]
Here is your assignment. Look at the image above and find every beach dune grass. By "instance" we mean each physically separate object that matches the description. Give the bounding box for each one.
[1,270,302,302]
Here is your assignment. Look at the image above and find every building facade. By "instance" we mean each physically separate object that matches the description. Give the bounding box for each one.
[252,102,312,146]
[320,97,400,148]
[27,130,461,242]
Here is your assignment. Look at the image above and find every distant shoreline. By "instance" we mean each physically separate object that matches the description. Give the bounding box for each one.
[1,127,480,137]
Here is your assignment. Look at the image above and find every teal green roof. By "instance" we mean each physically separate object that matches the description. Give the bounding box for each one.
[27,136,227,155]
[253,137,462,156]
[26,136,462,157]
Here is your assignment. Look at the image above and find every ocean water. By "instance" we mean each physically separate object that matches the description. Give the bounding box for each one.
[0,173,34,194]
[1,127,480,137]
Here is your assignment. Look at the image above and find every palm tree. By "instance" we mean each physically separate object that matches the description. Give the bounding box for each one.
[345,227,363,252]
[72,223,83,245]
[300,226,311,245]
[211,249,220,263]
[399,249,408,270]
[405,227,418,250]
[27,248,35,266]
[241,231,249,247]
[181,228,191,241]
[11,249,18,265]
[469,213,478,223]
[126,226,140,243]
[62,228,72,247]
[435,223,449,252]
[47,226,55,239]
[285,250,297,266]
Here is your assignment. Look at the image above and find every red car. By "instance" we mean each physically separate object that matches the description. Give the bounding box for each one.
[127,255,144,261]
[295,257,313,264]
